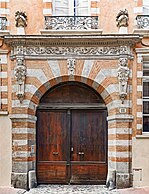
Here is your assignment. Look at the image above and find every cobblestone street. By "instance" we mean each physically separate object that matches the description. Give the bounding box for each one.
[25,185,119,194]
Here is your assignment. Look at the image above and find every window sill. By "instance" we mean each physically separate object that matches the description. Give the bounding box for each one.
[0,111,8,115]
[0,30,10,36]
[136,134,149,139]
[40,29,103,35]
[133,29,149,37]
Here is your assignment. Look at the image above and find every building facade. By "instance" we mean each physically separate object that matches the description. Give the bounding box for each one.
[0,0,149,190]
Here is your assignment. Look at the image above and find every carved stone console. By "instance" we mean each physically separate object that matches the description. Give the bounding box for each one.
[14,57,26,102]
[67,58,76,76]
[117,58,129,103]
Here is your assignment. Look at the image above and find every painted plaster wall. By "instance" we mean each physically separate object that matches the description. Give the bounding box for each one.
[132,137,149,187]
[0,115,11,186]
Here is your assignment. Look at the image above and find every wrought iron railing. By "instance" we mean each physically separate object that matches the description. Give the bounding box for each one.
[136,15,149,29]
[0,17,7,30]
[45,16,98,30]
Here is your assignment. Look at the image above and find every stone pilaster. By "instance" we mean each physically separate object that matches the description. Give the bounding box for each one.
[107,114,133,189]
[10,114,36,189]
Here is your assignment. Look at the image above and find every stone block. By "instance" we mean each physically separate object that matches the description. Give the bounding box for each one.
[28,170,37,189]
[116,173,130,189]
[11,172,27,189]
[106,169,116,190]
[12,161,33,173]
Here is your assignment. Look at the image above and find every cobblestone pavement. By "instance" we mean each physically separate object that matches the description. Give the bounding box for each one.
[25,185,120,194]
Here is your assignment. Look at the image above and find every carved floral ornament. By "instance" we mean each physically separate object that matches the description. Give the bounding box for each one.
[14,57,26,102]
[17,46,130,57]
[117,58,129,103]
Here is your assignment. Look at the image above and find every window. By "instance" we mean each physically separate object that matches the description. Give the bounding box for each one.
[53,0,90,16]
[143,0,149,14]
[143,64,149,132]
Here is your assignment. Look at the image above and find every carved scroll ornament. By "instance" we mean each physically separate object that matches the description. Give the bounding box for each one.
[14,57,26,102]
[117,58,129,103]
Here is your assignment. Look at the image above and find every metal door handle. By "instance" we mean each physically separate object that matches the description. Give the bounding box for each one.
[53,152,58,155]
[78,152,84,155]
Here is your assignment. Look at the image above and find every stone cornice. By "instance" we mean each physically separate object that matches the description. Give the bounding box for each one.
[4,34,142,47]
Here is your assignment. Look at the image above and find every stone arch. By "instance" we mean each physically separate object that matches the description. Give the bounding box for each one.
[28,75,119,115]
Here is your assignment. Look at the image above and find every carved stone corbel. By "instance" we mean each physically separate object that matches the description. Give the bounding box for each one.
[14,57,26,102]
[67,58,76,76]
[117,58,129,103]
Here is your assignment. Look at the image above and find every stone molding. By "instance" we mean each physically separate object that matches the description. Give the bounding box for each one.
[107,114,134,121]
[4,34,141,60]
[4,34,141,47]
[9,114,37,121]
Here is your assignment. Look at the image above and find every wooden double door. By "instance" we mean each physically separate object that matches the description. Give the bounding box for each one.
[37,108,107,184]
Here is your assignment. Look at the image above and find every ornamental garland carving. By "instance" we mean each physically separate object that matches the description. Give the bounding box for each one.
[14,57,26,102]
[117,58,129,103]
[12,46,131,59]
[23,46,128,55]
[67,58,76,76]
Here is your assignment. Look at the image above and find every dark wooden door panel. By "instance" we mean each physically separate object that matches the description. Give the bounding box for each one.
[70,164,107,184]
[71,109,107,183]
[37,109,107,184]
[37,162,68,184]
[36,82,108,184]
[37,110,68,183]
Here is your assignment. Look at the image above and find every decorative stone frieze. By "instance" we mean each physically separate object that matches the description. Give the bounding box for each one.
[10,46,133,60]
[14,57,26,102]
[117,58,129,103]
[4,34,142,60]
[67,58,76,76]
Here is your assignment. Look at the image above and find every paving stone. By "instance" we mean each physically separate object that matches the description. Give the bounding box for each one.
[25,185,120,194]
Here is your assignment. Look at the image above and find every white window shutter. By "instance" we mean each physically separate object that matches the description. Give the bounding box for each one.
[143,6,149,14]
[143,0,149,5]
[75,0,90,16]
[53,0,69,16]
[143,0,149,14]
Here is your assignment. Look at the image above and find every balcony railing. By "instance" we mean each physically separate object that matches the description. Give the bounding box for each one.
[136,15,149,29]
[45,16,98,30]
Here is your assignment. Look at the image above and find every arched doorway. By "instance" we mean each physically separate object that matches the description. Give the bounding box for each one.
[36,82,108,184]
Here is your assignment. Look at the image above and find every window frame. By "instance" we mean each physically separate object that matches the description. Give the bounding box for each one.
[143,63,149,133]
[143,0,149,14]
[52,0,90,16]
